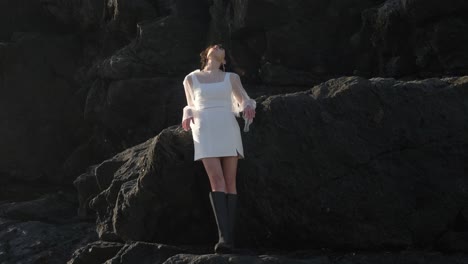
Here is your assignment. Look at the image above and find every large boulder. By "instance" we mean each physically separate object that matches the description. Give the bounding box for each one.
[75,75,468,252]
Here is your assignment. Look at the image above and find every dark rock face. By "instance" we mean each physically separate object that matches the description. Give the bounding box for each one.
[1,0,468,263]
[356,0,468,77]
[210,0,387,83]
[0,0,211,193]
[61,3,212,187]
[0,193,98,264]
[67,241,189,264]
[88,16,208,80]
[74,128,206,243]
[66,240,468,264]
[2,0,467,193]
[75,76,468,255]
[162,251,468,264]
[40,0,105,31]
[0,0,63,41]
[0,32,83,188]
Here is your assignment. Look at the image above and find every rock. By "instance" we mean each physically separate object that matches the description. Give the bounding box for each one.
[70,245,468,264]
[89,15,207,80]
[1,1,468,263]
[356,0,468,77]
[103,241,187,264]
[259,62,328,86]
[3,0,468,199]
[0,32,84,189]
[0,217,97,264]
[76,75,468,252]
[77,128,201,242]
[0,0,62,41]
[0,191,97,263]
[164,253,330,264]
[0,192,78,223]
[40,0,105,31]
[401,0,468,24]
[163,251,468,264]
[67,241,125,264]
[208,0,386,82]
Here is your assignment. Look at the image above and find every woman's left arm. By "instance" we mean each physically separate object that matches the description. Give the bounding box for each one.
[231,73,256,131]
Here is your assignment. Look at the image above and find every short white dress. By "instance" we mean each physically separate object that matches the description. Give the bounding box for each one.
[181,70,257,161]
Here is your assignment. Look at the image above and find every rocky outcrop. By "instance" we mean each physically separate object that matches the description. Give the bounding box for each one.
[73,76,468,262]
[67,241,468,264]
[0,0,211,194]
[210,0,387,83]
[2,0,468,195]
[0,0,62,41]
[356,0,468,77]
[0,32,83,189]
[0,192,97,263]
[1,0,468,263]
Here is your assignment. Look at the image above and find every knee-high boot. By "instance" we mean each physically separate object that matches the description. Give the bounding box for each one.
[209,191,233,254]
[226,193,238,248]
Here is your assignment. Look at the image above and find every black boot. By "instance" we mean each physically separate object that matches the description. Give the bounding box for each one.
[226,193,238,248]
[225,193,256,255]
[209,191,232,254]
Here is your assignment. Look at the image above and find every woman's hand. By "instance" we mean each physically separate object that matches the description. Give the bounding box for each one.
[182,117,195,131]
[243,105,256,120]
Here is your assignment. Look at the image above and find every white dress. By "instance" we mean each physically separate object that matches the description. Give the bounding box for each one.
[181,69,257,161]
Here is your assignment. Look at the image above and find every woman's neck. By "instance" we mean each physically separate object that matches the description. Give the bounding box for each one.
[202,60,222,72]
[202,68,221,73]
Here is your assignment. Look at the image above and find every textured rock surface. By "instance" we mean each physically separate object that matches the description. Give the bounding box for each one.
[75,76,468,254]
[162,251,468,264]
[0,0,62,41]
[1,0,468,263]
[356,0,468,77]
[0,32,83,189]
[2,0,468,195]
[0,193,97,264]
[67,241,468,264]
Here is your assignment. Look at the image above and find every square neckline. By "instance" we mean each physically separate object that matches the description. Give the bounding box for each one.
[193,70,229,85]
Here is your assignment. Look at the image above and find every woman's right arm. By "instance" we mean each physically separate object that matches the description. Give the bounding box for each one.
[182,75,195,131]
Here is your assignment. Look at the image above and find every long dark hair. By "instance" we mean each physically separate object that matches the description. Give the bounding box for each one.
[199,43,226,71]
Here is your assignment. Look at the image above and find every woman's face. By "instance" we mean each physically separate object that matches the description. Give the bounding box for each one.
[207,44,225,63]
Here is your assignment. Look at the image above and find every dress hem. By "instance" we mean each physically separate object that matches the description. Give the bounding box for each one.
[194,149,244,161]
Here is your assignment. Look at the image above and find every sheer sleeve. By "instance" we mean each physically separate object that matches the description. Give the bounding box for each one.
[182,74,195,123]
[230,73,257,132]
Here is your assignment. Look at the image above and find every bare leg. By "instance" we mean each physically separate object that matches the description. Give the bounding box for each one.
[203,157,232,253]
[201,157,226,192]
[221,155,239,194]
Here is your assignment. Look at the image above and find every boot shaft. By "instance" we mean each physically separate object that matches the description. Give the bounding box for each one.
[226,193,238,246]
[209,191,229,243]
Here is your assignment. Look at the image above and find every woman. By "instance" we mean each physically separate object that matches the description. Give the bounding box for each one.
[181,44,256,254]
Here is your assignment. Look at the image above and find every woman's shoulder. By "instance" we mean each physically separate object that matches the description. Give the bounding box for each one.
[185,70,237,78]
[187,69,200,76]
[184,69,201,80]
[227,72,240,81]
[226,71,239,76]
